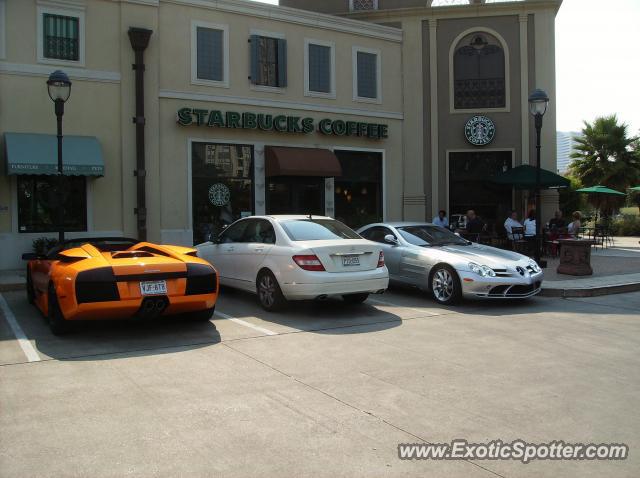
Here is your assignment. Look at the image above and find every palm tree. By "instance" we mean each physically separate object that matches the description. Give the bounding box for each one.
[570,115,640,214]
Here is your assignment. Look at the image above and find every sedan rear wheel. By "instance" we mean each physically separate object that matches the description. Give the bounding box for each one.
[430,265,461,305]
[257,271,286,312]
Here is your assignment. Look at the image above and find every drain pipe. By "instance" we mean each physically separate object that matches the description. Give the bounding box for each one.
[128,27,153,241]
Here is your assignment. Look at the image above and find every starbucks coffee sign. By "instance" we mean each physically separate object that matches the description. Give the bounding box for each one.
[464,115,496,146]
[176,107,388,140]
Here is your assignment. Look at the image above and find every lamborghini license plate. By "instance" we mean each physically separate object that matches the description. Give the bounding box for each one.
[140,280,167,296]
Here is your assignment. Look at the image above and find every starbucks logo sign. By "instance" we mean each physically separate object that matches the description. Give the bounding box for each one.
[464,115,496,146]
[208,183,230,207]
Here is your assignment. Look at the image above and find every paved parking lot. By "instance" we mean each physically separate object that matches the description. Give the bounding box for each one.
[1,287,639,477]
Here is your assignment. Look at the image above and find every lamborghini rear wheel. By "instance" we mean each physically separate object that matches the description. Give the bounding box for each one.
[187,307,215,322]
[26,268,35,305]
[48,284,70,335]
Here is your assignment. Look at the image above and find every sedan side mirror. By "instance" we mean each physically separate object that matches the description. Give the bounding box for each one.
[384,234,399,245]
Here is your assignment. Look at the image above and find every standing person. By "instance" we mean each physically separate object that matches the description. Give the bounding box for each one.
[503,210,523,240]
[432,209,449,228]
[523,210,536,237]
[466,210,486,234]
[567,211,582,237]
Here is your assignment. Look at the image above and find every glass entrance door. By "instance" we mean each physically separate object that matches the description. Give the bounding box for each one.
[448,151,512,232]
[266,176,325,216]
[191,142,254,245]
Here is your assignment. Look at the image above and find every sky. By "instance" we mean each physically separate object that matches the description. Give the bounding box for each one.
[252,0,640,135]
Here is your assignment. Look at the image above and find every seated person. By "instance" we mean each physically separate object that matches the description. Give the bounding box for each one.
[432,209,449,228]
[523,210,536,237]
[548,210,566,231]
[567,211,582,237]
[466,210,486,234]
[504,210,523,240]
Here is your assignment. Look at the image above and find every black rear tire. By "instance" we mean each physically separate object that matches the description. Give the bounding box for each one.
[342,293,369,304]
[48,284,70,335]
[187,307,215,322]
[257,270,286,312]
[429,265,462,305]
[26,268,35,305]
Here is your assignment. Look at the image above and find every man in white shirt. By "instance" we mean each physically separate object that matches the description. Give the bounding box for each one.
[504,210,523,240]
[432,210,449,228]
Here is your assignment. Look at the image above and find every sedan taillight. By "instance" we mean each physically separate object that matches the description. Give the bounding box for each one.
[292,255,325,271]
[377,251,385,268]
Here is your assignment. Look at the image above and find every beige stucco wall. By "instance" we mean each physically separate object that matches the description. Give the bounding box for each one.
[0,0,404,268]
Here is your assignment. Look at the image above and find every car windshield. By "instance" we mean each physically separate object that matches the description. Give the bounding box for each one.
[281,219,361,241]
[397,225,468,247]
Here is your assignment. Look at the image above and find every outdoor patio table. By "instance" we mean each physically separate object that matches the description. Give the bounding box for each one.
[557,239,597,276]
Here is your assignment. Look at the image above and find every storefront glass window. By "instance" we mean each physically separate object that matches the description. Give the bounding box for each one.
[17,175,87,233]
[334,150,383,229]
[192,142,253,244]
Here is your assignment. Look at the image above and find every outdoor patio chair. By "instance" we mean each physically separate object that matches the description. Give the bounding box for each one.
[510,226,528,253]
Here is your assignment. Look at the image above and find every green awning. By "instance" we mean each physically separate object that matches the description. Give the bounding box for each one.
[492,164,570,190]
[4,133,104,176]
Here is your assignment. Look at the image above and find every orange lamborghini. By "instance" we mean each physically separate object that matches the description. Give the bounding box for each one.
[22,238,219,334]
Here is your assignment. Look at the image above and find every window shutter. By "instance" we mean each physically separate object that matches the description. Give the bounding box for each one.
[249,34,259,84]
[277,38,287,87]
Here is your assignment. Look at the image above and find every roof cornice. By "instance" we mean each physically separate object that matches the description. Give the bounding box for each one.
[160,0,403,42]
[344,0,563,21]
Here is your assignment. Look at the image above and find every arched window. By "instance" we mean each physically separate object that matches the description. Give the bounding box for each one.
[453,32,506,110]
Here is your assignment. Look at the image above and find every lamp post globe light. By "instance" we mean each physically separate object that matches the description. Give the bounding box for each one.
[528,88,549,266]
[47,70,72,243]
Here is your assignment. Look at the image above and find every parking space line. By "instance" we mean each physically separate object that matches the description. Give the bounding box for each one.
[214,310,278,336]
[0,293,41,363]
[368,297,440,316]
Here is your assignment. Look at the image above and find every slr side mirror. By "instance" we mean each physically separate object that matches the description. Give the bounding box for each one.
[384,234,399,245]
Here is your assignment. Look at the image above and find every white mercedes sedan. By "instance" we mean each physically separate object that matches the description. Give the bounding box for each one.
[196,216,389,311]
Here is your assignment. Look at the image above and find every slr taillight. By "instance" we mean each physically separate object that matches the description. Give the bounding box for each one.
[292,255,326,272]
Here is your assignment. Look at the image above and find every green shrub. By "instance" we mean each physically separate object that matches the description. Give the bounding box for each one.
[609,216,640,236]
[32,237,59,255]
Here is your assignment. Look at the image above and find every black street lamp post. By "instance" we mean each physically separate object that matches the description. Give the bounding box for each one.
[528,88,549,266]
[47,70,72,244]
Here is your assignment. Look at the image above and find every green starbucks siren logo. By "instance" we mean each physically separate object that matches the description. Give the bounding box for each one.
[464,115,496,146]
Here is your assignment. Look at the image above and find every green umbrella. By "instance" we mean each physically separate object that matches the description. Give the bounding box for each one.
[629,186,640,191]
[575,185,625,195]
[575,185,625,221]
[492,165,570,190]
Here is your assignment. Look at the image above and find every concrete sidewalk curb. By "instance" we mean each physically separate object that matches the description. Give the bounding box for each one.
[541,282,640,298]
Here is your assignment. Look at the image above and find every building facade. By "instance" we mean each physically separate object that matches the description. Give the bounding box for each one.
[283,0,562,225]
[0,0,406,269]
[0,0,561,270]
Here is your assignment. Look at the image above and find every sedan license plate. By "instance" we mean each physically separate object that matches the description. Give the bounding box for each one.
[140,280,167,296]
[342,255,360,267]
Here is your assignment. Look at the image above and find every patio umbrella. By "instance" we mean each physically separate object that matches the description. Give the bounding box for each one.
[629,186,640,191]
[492,165,570,190]
[575,185,626,220]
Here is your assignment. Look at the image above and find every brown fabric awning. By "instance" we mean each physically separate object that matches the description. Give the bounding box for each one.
[265,146,342,177]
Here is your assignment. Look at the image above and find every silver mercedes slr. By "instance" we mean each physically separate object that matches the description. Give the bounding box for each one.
[357,222,544,304]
